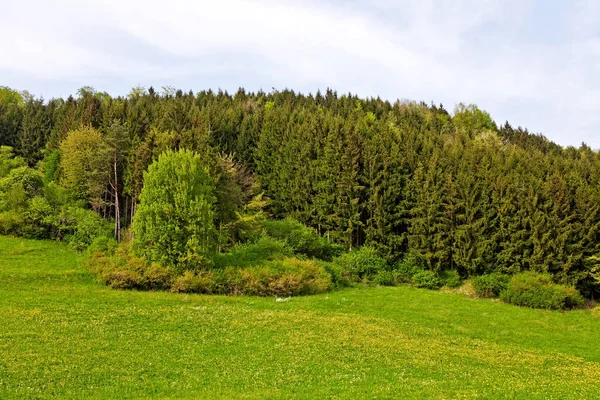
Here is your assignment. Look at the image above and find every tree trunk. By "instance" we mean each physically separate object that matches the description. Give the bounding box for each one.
[113,152,121,242]
[124,196,129,227]
[131,198,136,240]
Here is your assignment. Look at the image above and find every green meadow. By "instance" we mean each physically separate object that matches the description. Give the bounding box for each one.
[1,235,599,399]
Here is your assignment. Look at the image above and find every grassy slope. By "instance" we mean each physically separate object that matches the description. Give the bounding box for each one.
[1,236,599,399]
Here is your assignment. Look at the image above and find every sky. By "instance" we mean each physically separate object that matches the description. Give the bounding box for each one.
[1,0,599,147]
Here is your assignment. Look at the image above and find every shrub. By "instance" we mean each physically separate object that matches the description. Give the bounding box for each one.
[240,258,331,296]
[145,263,176,290]
[21,196,55,239]
[212,235,291,269]
[373,270,395,286]
[267,272,303,296]
[0,210,23,235]
[0,146,26,178]
[499,272,585,310]
[264,218,344,261]
[168,258,331,296]
[87,244,175,291]
[212,267,244,295]
[171,270,214,293]
[472,273,510,298]
[87,236,118,256]
[0,166,47,237]
[90,247,147,290]
[412,270,442,290]
[0,166,44,208]
[439,269,462,288]
[64,207,113,251]
[89,237,331,297]
[239,267,270,295]
[86,252,114,278]
[333,247,388,281]
[43,181,70,209]
[392,254,426,284]
[321,261,350,288]
[0,148,65,239]
[102,268,145,290]
[282,258,332,295]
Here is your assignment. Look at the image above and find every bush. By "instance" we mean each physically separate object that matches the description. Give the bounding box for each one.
[212,267,244,294]
[412,270,442,290]
[239,258,331,296]
[472,273,510,298]
[0,146,26,178]
[145,263,176,290]
[102,268,145,290]
[281,258,332,295]
[169,258,331,296]
[21,196,55,239]
[0,165,48,237]
[171,270,214,293]
[392,254,426,284]
[373,270,395,286]
[0,210,23,235]
[264,218,344,261]
[64,207,113,251]
[319,261,350,288]
[0,148,67,240]
[439,269,462,288]
[499,272,585,310]
[332,247,388,281]
[0,166,44,209]
[89,241,331,297]
[212,235,291,269]
[87,236,118,256]
[87,244,175,291]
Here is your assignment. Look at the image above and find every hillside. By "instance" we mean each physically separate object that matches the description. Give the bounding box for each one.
[1,235,599,399]
[2,87,600,296]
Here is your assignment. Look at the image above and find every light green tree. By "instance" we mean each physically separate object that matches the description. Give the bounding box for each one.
[59,126,111,212]
[133,149,217,272]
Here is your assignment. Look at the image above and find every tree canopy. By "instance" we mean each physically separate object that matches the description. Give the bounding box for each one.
[1,86,600,295]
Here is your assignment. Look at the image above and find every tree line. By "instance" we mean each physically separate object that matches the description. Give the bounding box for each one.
[1,85,599,295]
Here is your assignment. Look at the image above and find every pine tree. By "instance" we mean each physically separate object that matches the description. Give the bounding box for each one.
[17,99,53,165]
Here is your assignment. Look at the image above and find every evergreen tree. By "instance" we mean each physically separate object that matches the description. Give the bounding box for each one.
[17,99,53,165]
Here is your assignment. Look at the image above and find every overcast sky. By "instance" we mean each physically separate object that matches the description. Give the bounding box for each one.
[1,0,599,147]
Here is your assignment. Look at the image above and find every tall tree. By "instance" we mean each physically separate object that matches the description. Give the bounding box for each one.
[59,126,111,212]
[0,87,23,148]
[133,149,217,271]
[17,99,53,165]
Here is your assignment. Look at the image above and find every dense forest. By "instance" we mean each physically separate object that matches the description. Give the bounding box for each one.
[1,85,600,299]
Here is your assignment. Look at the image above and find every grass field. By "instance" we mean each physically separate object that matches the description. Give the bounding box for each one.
[1,236,600,399]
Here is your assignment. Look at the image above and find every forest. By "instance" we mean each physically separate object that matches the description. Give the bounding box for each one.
[1,85,599,306]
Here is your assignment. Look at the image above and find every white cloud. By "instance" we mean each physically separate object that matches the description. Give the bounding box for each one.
[0,0,599,146]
